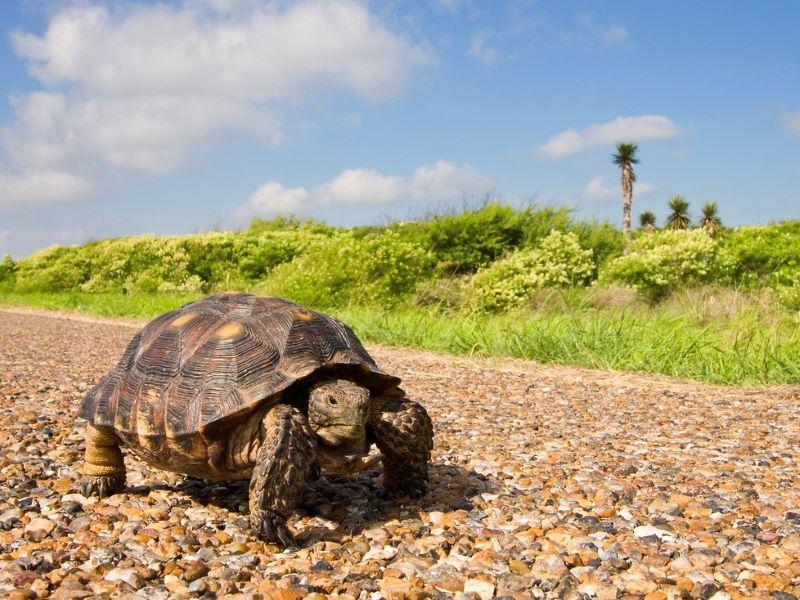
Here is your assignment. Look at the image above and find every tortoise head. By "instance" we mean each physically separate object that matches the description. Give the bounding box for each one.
[307,379,378,474]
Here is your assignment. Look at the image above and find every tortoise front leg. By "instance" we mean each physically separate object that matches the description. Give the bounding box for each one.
[249,405,315,546]
[80,423,126,498]
[368,392,433,498]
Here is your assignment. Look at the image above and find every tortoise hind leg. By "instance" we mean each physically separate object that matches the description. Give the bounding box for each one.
[368,392,434,498]
[80,424,126,498]
[249,405,316,546]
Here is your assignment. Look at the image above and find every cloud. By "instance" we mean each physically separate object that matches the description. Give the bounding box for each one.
[782,111,800,137]
[3,92,280,174]
[1,1,430,207]
[317,169,405,205]
[599,26,628,44]
[235,182,312,218]
[11,2,428,102]
[538,115,681,158]
[583,176,654,202]
[468,34,500,66]
[574,13,628,45]
[236,161,492,218]
[0,170,92,208]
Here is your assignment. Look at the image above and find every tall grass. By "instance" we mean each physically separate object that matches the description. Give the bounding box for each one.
[2,287,797,385]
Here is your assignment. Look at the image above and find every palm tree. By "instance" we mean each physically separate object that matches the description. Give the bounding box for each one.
[699,201,722,237]
[665,195,691,230]
[639,211,657,232]
[611,143,639,241]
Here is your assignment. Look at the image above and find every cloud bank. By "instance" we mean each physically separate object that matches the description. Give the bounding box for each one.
[1,1,430,207]
[538,115,680,158]
[236,161,492,218]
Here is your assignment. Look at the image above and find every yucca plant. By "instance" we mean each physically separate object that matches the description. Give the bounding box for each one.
[665,195,691,230]
[699,201,722,237]
[612,143,639,241]
[638,211,657,232]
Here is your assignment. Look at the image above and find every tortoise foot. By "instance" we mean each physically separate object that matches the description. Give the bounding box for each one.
[251,509,295,547]
[79,474,126,499]
[382,479,428,500]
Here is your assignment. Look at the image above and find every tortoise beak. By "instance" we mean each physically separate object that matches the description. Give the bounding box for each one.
[315,424,363,447]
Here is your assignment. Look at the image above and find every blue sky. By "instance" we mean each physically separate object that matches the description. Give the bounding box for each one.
[0,0,798,256]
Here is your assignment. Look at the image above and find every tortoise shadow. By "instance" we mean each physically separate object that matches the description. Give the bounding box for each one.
[147,462,497,545]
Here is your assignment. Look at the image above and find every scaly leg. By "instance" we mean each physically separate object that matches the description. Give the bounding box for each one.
[368,391,433,498]
[249,404,316,546]
[80,423,126,498]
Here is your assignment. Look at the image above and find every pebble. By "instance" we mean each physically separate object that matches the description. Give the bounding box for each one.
[1,309,799,599]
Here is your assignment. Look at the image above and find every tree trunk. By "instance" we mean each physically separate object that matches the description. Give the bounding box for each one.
[621,167,633,241]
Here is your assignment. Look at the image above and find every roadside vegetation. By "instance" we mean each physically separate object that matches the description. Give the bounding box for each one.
[1,203,798,385]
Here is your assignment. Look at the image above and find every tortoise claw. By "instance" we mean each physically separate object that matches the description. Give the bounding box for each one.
[252,510,296,548]
[79,475,126,499]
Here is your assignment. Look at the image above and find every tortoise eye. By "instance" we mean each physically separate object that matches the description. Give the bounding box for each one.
[328,397,338,406]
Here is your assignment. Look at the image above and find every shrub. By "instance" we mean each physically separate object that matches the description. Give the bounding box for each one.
[718,222,800,288]
[602,229,728,300]
[774,284,800,311]
[0,255,16,282]
[260,230,433,307]
[6,229,327,294]
[567,220,625,271]
[396,203,573,274]
[470,230,595,311]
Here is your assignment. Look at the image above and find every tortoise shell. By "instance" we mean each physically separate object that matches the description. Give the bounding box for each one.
[80,294,399,445]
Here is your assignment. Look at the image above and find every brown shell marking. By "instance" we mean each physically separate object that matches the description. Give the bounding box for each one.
[80,294,399,456]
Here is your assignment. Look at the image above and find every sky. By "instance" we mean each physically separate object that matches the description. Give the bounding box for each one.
[0,0,798,257]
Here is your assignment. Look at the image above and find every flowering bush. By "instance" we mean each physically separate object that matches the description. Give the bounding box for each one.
[717,222,800,288]
[602,229,729,300]
[8,230,328,294]
[260,230,433,307]
[470,231,595,311]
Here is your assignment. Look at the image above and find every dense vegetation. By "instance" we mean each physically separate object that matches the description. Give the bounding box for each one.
[1,204,798,384]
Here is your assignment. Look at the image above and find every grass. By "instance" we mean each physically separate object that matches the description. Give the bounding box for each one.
[1,287,798,386]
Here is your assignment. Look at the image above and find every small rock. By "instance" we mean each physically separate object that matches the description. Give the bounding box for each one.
[24,517,56,542]
[183,560,209,582]
[464,578,495,600]
[105,567,145,590]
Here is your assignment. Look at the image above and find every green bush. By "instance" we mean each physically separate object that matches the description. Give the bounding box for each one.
[470,230,595,311]
[260,230,433,307]
[718,222,800,288]
[395,203,573,274]
[0,255,16,282]
[6,229,327,295]
[568,220,625,272]
[603,229,729,300]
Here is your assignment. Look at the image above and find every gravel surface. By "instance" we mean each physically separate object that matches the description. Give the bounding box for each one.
[1,307,799,599]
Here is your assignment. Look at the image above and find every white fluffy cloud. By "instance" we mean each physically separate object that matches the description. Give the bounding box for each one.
[538,115,680,158]
[236,161,492,218]
[0,170,91,207]
[12,3,427,102]
[583,176,654,201]
[782,112,800,137]
[0,1,429,207]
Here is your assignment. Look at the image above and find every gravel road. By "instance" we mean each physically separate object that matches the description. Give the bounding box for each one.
[1,307,799,599]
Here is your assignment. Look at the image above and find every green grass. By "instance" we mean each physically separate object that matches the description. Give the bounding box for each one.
[1,288,798,386]
[0,290,201,319]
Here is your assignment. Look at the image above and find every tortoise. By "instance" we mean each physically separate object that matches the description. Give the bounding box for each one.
[78,293,433,545]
